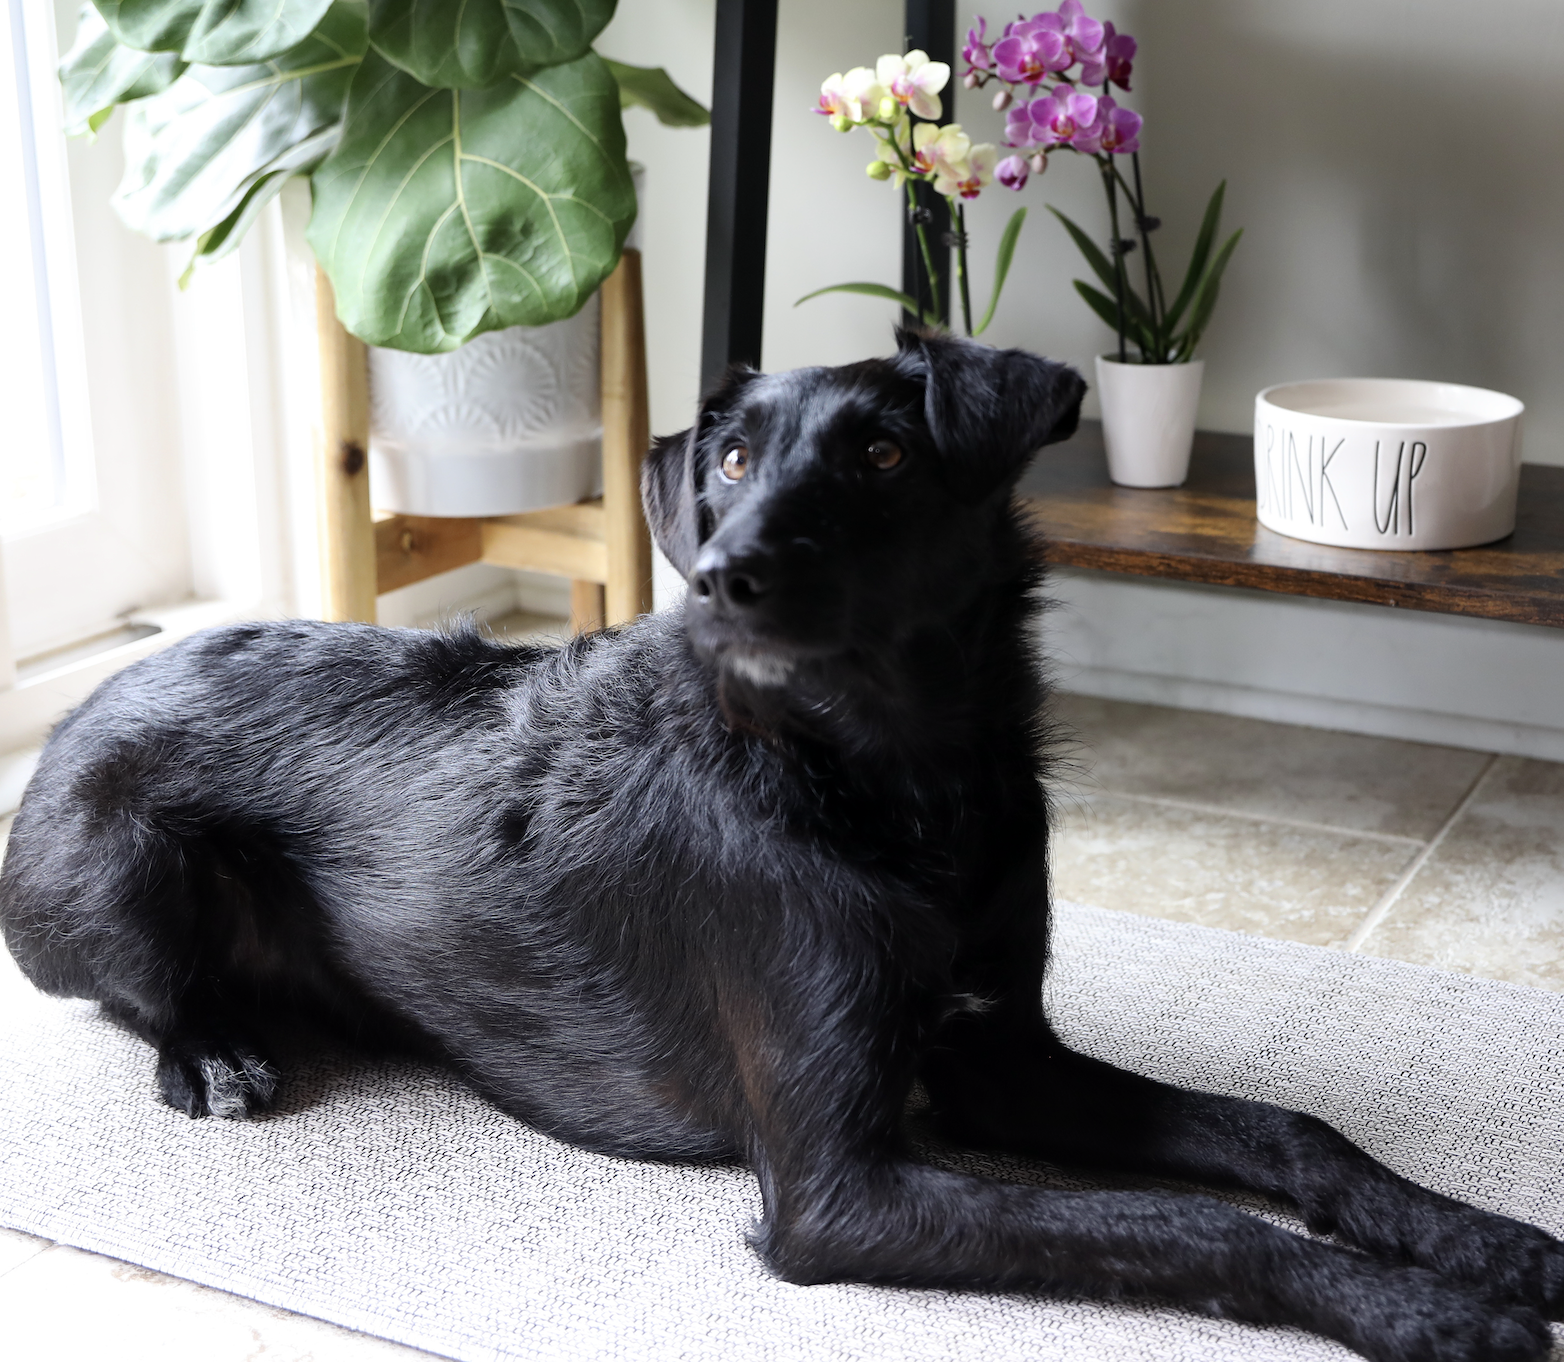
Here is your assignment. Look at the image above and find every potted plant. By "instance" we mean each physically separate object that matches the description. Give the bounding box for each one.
[58,0,707,514]
[964,1,1243,487]
[797,49,1028,337]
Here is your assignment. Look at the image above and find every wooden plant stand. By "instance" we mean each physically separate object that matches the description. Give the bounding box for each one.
[312,252,655,633]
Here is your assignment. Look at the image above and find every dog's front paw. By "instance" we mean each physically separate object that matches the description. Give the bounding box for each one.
[1419,1213,1564,1320]
[1358,1280,1551,1362]
[156,1039,278,1119]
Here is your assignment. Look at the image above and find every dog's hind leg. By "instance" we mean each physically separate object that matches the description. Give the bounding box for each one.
[1,804,280,1119]
[756,1146,1550,1362]
[922,1001,1564,1323]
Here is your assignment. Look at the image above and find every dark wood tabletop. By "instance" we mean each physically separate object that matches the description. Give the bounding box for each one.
[1015,421,1564,629]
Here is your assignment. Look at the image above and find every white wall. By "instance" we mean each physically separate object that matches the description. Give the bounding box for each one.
[605,0,1564,467]
[601,0,1564,754]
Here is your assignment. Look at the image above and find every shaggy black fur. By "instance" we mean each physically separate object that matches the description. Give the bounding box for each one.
[1,331,1559,1361]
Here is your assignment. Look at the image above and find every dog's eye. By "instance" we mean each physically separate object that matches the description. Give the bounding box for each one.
[866,440,903,471]
[720,446,748,482]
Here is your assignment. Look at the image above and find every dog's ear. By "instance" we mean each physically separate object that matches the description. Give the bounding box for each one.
[640,367,755,578]
[641,424,703,577]
[893,328,1086,495]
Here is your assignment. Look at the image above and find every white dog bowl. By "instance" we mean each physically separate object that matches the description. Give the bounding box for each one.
[1254,379,1523,551]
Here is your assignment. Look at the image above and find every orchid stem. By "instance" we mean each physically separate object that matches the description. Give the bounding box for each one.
[954,201,973,336]
[1103,158,1128,362]
[904,180,939,327]
[1130,153,1162,359]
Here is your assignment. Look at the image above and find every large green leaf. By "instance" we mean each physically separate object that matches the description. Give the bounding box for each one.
[308,49,634,352]
[366,0,615,89]
[603,59,708,127]
[93,0,337,65]
[113,1,365,243]
[59,4,186,137]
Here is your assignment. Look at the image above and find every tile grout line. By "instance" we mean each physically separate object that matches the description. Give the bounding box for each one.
[1342,753,1501,954]
[0,1239,55,1284]
[1077,789,1428,847]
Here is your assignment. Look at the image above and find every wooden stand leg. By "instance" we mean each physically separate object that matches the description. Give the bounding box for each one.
[570,580,606,634]
[314,266,377,623]
[600,249,654,627]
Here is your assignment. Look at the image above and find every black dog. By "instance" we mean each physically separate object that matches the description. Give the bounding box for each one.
[1,332,1559,1361]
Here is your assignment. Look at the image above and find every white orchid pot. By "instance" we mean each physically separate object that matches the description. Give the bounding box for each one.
[1095,355,1204,489]
[368,169,642,518]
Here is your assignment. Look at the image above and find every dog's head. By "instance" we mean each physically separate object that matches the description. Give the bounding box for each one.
[642,329,1084,690]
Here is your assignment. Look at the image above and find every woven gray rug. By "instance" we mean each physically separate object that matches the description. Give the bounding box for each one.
[1,902,1561,1362]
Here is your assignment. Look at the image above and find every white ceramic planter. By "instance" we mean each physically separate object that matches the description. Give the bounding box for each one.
[1254,379,1523,551]
[1096,355,1204,488]
[368,303,603,517]
[368,166,642,518]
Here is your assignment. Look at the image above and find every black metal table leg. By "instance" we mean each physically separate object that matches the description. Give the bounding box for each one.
[902,0,955,329]
[700,0,779,391]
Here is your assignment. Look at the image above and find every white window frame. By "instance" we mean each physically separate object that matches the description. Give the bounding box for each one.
[0,3,326,766]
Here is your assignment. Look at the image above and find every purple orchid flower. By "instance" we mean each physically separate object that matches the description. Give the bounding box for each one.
[996,153,1030,191]
[1006,84,1101,149]
[1103,22,1136,90]
[992,17,1070,86]
[963,17,993,71]
[1055,0,1106,68]
[1073,94,1141,154]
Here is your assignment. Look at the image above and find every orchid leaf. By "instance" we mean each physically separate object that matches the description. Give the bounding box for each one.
[1073,280,1155,354]
[800,283,919,312]
[603,59,708,127]
[114,1,363,245]
[1049,203,1154,331]
[365,0,614,88]
[1163,179,1225,334]
[92,0,337,66]
[1172,227,1242,359]
[1047,205,1118,297]
[308,49,634,352]
[973,206,1025,337]
[60,5,186,137]
[794,281,939,327]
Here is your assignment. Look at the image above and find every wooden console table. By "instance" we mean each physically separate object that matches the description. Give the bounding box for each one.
[1017,422,1564,629]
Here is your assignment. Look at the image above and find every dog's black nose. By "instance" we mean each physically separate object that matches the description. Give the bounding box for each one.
[691,548,771,611]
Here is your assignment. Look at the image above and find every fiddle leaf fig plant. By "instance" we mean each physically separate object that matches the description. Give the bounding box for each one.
[94,0,335,65]
[310,50,633,349]
[366,0,615,88]
[57,0,705,354]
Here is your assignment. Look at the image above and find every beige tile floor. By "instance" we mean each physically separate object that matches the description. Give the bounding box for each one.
[1050,694,1564,990]
[2,694,1561,1359]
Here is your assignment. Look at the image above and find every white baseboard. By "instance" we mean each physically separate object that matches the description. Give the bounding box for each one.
[1056,665,1564,762]
[1044,569,1564,761]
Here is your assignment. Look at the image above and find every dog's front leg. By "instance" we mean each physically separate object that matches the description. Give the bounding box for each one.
[922,1000,1564,1323]
[753,1149,1549,1362]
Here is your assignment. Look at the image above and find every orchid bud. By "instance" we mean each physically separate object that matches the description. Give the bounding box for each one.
[878,96,898,121]
[866,159,892,181]
[830,114,852,132]
[1029,152,1048,175]
[963,70,979,89]
[992,89,1012,112]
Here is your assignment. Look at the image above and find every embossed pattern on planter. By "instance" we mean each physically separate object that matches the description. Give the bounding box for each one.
[370,300,601,456]
[367,300,603,516]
